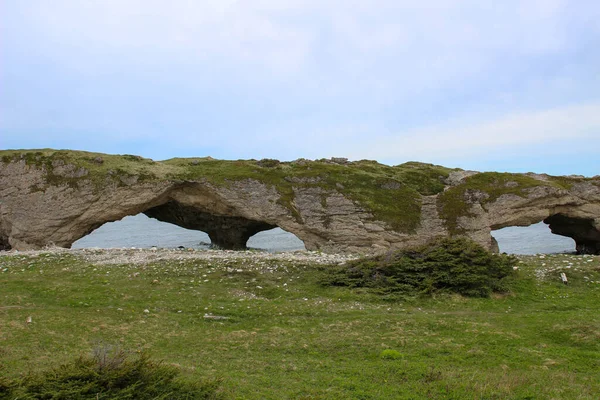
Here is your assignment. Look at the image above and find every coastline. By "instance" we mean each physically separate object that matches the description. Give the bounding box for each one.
[0,247,359,266]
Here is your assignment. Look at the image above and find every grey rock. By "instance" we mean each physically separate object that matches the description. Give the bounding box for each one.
[1,154,600,255]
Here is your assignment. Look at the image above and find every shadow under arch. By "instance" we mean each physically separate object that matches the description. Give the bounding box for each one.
[144,201,279,250]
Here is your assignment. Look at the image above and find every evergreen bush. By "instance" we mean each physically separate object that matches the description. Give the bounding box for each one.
[1,347,222,399]
[322,237,516,298]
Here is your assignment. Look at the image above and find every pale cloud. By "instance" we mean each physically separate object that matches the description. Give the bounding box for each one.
[345,102,600,162]
[12,0,577,81]
[1,0,599,176]
[241,102,600,163]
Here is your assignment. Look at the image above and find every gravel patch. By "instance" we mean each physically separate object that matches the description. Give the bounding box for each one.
[0,247,359,265]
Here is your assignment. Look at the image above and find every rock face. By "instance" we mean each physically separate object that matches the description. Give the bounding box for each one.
[1,150,599,254]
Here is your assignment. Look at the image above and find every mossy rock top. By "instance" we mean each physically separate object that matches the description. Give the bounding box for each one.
[1,149,458,233]
[1,149,596,235]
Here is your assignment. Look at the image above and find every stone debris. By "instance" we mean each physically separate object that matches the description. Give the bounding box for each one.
[203,314,229,320]
[0,247,360,269]
[0,247,358,266]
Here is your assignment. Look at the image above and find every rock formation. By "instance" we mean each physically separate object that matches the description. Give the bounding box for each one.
[1,150,599,254]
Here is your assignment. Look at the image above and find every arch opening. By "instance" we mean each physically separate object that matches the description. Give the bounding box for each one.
[491,213,600,255]
[544,214,600,255]
[73,200,307,252]
[0,235,10,251]
[143,201,278,250]
[247,228,306,252]
[72,214,212,249]
[492,221,575,255]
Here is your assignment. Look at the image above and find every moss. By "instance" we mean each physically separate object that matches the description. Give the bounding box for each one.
[163,157,435,232]
[0,151,454,233]
[437,172,588,234]
[393,162,455,195]
[4,149,595,235]
[547,176,577,190]
[0,149,166,190]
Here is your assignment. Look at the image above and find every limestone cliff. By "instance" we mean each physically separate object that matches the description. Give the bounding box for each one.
[1,150,599,254]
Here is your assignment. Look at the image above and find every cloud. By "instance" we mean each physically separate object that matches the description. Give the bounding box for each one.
[240,102,600,163]
[359,102,600,162]
[6,0,582,80]
[1,0,599,177]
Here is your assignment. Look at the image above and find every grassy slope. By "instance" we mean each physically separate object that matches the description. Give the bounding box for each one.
[1,252,599,399]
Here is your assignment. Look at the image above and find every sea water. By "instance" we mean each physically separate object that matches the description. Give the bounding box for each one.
[72,214,575,255]
[72,214,305,252]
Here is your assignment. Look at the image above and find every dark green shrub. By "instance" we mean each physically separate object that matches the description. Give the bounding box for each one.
[2,347,223,399]
[322,237,516,298]
[256,158,281,168]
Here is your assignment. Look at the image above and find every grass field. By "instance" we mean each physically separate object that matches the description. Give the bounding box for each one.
[1,250,599,399]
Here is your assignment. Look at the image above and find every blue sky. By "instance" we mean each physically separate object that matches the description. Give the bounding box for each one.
[1,0,599,176]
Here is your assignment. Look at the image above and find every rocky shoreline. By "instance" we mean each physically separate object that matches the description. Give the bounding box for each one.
[0,247,359,266]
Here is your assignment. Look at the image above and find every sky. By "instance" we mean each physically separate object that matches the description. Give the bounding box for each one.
[1,0,599,176]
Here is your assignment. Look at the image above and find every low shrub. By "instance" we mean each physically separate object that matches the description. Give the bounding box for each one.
[321,237,516,298]
[380,349,402,360]
[256,158,281,168]
[1,347,223,399]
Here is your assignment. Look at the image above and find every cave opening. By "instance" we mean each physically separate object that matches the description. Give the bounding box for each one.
[492,221,575,255]
[247,227,305,252]
[72,214,212,249]
[491,213,600,255]
[72,213,305,252]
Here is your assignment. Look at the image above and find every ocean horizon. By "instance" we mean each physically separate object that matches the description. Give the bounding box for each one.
[72,214,576,255]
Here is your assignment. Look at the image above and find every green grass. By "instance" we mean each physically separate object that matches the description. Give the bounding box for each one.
[1,251,599,399]
[2,347,222,399]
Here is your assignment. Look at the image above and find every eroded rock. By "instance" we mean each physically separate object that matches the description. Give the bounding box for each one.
[1,150,599,254]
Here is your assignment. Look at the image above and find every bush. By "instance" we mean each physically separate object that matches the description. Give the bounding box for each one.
[256,158,281,168]
[321,237,516,298]
[2,347,223,399]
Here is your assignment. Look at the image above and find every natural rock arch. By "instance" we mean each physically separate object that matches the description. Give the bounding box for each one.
[491,221,575,254]
[462,180,600,255]
[1,150,599,254]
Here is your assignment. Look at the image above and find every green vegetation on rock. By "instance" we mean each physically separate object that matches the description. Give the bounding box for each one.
[438,172,586,233]
[0,150,456,233]
[161,157,454,232]
[2,149,594,235]
[0,149,165,190]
